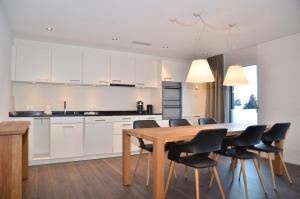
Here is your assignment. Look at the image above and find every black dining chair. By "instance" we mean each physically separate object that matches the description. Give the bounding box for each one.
[169,118,191,127]
[249,123,292,190]
[198,117,217,125]
[210,125,267,199]
[165,128,227,199]
[133,120,169,186]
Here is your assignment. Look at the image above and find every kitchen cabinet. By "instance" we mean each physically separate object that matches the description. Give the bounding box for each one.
[162,60,190,82]
[135,58,159,88]
[51,45,83,84]
[83,49,110,85]
[50,117,84,158]
[33,118,50,158]
[110,53,135,85]
[15,42,51,82]
[84,117,113,155]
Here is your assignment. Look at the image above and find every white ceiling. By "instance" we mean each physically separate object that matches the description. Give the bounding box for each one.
[1,0,300,59]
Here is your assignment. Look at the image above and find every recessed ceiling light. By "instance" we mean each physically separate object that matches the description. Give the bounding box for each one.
[45,27,54,31]
[112,37,119,41]
[163,45,169,49]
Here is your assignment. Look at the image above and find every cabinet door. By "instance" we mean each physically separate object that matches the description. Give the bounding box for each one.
[51,123,83,158]
[135,58,159,88]
[162,60,190,82]
[113,135,139,153]
[83,49,110,85]
[84,123,113,155]
[110,54,135,85]
[15,43,51,82]
[52,46,83,84]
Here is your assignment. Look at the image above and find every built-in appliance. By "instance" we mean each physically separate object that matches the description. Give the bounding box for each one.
[146,104,153,115]
[137,100,144,114]
[162,81,182,120]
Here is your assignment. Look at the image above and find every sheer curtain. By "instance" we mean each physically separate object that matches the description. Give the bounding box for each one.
[205,54,226,122]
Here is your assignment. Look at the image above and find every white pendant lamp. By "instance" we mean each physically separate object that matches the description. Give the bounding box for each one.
[223,65,248,86]
[186,59,215,83]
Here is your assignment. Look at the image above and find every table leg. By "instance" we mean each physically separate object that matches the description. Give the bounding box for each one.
[152,138,165,199]
[122,132,131,185]
[274,140,283,176]
[22,130,29,180]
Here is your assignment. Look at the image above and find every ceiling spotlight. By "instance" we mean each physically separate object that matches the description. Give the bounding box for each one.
[168,17,177,23]
[112,37,119,41]
[45,27,54,31]
[163,45,169,49]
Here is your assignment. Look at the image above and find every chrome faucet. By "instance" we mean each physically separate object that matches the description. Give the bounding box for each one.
[64,101,67,115]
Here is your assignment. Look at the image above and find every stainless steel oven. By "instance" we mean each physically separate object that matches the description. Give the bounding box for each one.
[162,81,182,120]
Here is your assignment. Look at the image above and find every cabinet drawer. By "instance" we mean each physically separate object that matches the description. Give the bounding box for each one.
[139,115,162,121]
[51,117,83,124]
[113,122,133,135]
[84,116,115,124]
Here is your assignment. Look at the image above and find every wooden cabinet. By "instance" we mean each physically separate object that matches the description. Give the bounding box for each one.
[84,117,113,155]
[110,53,135,85]
[83,49,110,85]
[51,46,83,84]
[50,117,83,158]
[162,60,190,82]
[135,58,159,88]
[15,42,51,82]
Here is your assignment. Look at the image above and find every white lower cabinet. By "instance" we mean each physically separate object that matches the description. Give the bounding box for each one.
[50,117,84,158]
[84,117,113,155]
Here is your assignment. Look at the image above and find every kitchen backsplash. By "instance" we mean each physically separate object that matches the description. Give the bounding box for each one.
[12,82,159,112]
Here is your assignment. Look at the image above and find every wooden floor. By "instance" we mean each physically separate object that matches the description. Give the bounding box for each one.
[23,155,300,199]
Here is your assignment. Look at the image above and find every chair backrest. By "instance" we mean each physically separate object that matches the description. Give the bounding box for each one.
[235,125,267,147]
[169,119,191,127]
[262,123,291,143]
[185,128,227,154]
[198,117,217,125]
[133,120,160,148]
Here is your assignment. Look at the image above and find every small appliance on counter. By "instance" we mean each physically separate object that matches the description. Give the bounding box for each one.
[146,104,153,114]
[137,100,144,114]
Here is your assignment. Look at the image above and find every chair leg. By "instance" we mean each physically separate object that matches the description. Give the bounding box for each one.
[194,169,200,199]
[268,153,276,190]
[164,161,175,198]
[278,152,293,184]
[240,160,249,199]
[258,151,261,170]
[134,149,143,175]
[185,152,189,179]
[212,166,226,199]
[208,153,220,189]
[238,166,242,181]
[146,152,151,186]
[253,159,267,193]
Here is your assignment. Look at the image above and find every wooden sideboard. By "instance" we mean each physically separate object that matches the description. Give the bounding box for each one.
[0,121,30,199]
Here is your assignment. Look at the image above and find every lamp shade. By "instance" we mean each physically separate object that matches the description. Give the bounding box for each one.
[223,65,248,86]
[186,59,215,83]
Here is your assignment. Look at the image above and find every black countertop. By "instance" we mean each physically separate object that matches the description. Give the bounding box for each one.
[9,111,162,118]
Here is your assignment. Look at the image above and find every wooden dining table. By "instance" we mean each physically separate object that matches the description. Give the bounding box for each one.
[122,123,284,199]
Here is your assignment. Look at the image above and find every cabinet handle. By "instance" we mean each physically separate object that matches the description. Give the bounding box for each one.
[122,124,132,126]
[147,117,155,119]
[136,83,145,86]
[122,118,132,120]
[164,77,172,80]
[62,126,74,128]
[95,119,105,122]
[111,80,121,82]
[69,80,80,82]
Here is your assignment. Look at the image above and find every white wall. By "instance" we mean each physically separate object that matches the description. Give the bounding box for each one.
[257,33,300,165]
[12,82,155,112]
[0,4,12,121]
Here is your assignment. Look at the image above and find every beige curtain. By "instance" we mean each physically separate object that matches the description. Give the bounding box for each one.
[205,54,225,122]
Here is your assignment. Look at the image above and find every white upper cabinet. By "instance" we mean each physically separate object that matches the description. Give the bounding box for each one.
[110,53,135,85]
[83,49,110,85]
[162,60,190,82]
[15,42,51,82]
[135,58,159,88]
[51,45,83,84]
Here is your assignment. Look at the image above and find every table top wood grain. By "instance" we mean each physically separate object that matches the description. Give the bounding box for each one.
[0,121,31,136]
[123,123,252,142]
